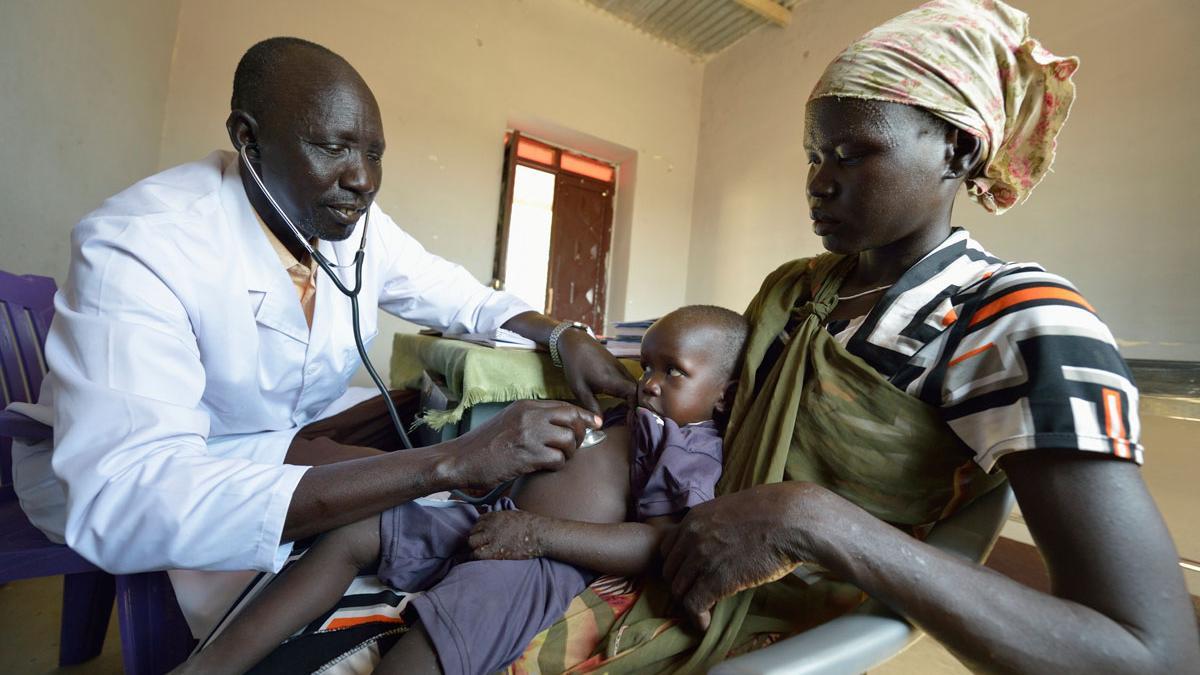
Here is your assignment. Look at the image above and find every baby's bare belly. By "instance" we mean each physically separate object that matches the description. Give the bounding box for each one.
[509,425,630,524]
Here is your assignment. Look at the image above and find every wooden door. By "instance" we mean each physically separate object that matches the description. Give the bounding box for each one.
[546,174,613,333]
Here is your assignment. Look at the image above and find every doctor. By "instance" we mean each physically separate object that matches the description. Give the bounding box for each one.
[11,37,635,635]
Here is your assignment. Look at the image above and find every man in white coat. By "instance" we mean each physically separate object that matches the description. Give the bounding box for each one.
[11,37,636,643]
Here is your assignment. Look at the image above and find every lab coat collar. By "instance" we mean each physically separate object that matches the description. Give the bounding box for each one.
[219,153,311,345]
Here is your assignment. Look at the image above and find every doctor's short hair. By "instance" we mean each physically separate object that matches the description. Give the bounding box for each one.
[231,37,347,117]
[656,305,749,381]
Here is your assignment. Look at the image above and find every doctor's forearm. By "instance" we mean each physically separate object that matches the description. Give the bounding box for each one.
[284,436,387,466]
[281,443,459,542]
[502,311,557,344]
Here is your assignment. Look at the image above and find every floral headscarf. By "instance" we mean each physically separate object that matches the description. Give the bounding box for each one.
[810,0,1078,214]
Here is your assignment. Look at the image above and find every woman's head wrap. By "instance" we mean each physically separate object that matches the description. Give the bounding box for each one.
[810,0,1078,214]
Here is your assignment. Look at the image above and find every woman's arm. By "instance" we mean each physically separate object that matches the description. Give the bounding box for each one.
[662,453,1200,673]
[470,511,676,578]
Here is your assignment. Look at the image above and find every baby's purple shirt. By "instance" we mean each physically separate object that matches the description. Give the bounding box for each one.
[603,405,723,521]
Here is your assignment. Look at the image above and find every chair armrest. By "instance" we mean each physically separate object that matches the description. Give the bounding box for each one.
[711,484,1014,674]
[711,598,915,675]
[0,409,52,443]
[922,484,1015,561]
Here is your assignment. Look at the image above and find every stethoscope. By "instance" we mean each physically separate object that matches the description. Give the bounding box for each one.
[237,144,607,502]
[238,144,414,451]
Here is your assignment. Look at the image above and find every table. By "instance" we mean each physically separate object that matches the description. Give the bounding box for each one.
[390,333,639,440]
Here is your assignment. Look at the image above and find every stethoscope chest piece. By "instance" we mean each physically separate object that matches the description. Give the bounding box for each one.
[579,428,607,448]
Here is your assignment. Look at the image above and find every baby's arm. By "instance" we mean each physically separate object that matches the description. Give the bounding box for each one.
[469,511,676,577]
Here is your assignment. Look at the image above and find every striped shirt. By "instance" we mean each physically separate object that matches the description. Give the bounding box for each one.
[778,229,1142,472]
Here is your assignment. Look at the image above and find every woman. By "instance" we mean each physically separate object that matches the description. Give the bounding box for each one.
[654,1,1200,672]
[510,1,1198,673]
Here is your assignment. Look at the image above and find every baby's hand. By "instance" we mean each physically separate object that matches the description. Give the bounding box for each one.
[469,510,546,560]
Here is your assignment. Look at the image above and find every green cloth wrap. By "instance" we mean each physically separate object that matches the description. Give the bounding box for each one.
[581,254,1005,673]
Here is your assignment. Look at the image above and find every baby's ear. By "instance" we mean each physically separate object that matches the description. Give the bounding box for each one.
[713,380,738,414]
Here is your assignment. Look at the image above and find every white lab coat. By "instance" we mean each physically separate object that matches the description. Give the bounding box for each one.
[11,150,531,633]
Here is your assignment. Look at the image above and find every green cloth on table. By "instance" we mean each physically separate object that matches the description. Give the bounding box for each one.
[389,333,640,430]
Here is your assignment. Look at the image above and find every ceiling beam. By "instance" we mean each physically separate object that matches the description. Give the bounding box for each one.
[733,0,791,27]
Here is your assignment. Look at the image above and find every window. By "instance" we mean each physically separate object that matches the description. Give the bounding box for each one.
[492,132,616,333]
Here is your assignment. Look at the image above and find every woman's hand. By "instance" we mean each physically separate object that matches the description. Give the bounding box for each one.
[447,400,601,489]
[469,510,546,560]
[557,327,638,414]
[660,482,838,630]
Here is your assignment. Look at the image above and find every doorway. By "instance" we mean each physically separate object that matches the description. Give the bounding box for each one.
[492,132,615,334]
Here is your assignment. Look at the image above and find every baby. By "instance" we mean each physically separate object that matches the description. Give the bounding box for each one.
[176,304,748,675]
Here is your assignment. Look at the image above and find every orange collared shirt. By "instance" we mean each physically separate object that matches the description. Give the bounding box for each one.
[256,216,317,328]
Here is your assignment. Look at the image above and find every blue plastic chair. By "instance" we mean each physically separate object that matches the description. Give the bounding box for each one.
[0,268,195,674]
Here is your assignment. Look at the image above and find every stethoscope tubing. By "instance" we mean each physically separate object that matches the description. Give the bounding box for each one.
[238,145,413,451]
[238,147,606,506]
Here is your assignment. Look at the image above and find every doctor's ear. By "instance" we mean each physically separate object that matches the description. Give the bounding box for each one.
[226,110,261,159]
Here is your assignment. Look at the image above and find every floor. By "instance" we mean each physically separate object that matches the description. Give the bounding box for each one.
[0,575,122,674]
[0,572,978,674]
[1,403,1195,674]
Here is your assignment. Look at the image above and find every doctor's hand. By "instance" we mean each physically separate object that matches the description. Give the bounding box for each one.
[557,328,637,414]
[446,399,601,490]
[660,482,838,630]
[501,311,636,414]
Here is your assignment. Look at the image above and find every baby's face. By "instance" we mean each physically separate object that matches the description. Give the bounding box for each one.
[637,317,729,426]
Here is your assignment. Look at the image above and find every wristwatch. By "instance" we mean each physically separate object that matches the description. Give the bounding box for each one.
[548,320,595,368]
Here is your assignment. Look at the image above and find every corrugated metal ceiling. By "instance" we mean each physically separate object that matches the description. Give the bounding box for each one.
[583,0,801,57]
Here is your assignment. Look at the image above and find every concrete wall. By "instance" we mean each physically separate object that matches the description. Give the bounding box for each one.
[7,0,1196,362]
[687,0,1200,361]
[0,0,181,282]
[158,0,705,369]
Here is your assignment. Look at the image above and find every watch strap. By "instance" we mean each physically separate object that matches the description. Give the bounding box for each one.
[548,320,594,368]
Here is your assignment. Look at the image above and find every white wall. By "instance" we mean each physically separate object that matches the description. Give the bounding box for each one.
[158,0,705,371]
[0,0,181,282]
[8,0,1196,361]
[687,0,1200,361]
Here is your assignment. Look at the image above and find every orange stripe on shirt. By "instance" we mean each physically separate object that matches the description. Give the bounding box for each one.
[970,286,1095,327]
[1102,387,1131,459]
[325,614,406,631]
[941,307,959,326]
[948,342,995,367]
